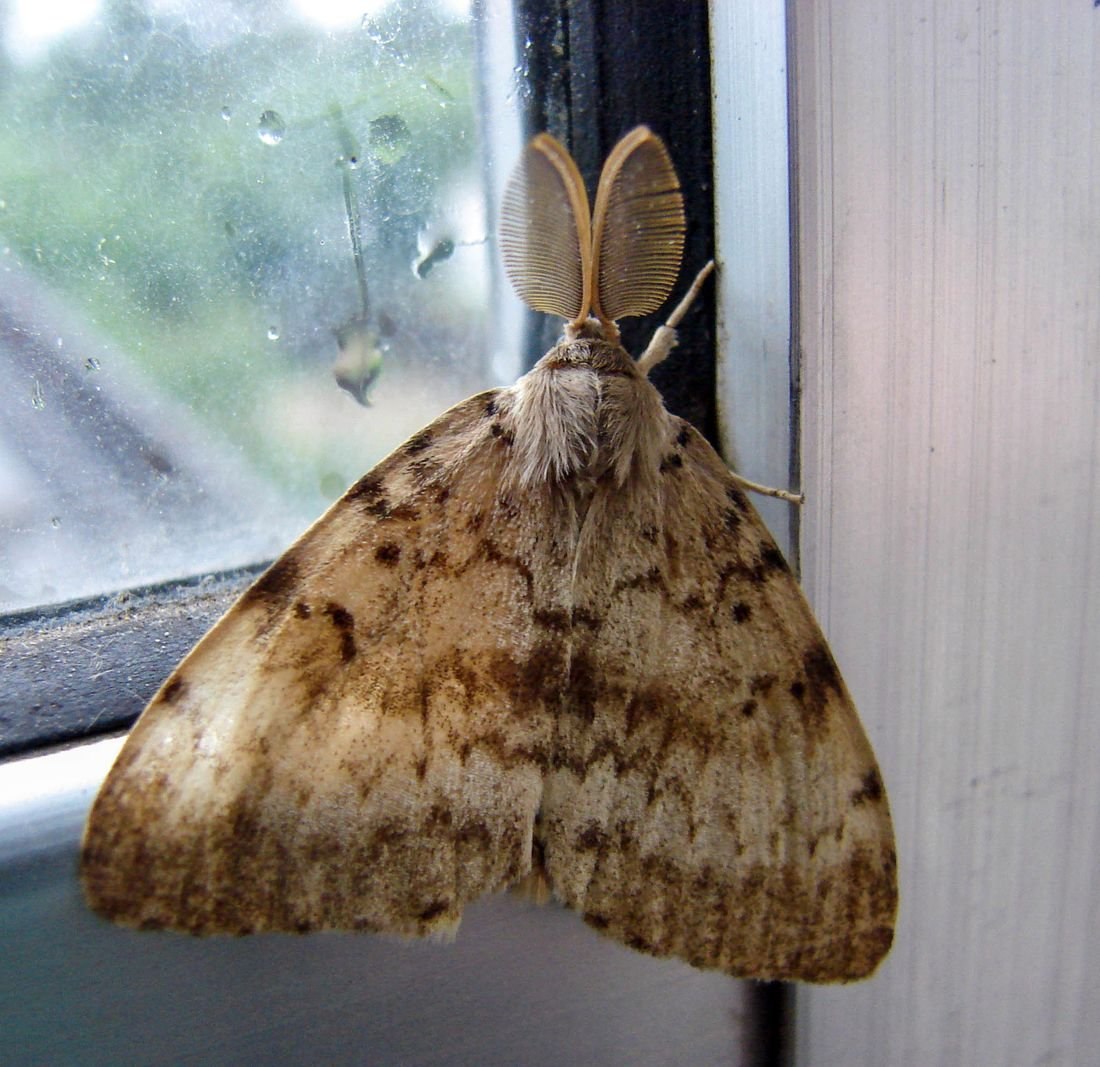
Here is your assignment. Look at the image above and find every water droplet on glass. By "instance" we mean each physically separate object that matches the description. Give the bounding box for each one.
[258,110,286,146]
[221,106,232,122]
[50,516,61,529]
[267,326,280,341]
[84,356,101,371]
[31,379,45,409]
[509,66,533,104]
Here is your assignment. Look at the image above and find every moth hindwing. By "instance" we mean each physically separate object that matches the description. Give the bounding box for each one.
[82,126,896,983]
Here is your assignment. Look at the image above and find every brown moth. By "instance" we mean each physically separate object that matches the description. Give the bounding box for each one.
[82,126,896,983]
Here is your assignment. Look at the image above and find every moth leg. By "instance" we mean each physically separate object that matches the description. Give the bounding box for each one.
[729,470,804,505]
[636,259,716,375]
[637,258,802,505]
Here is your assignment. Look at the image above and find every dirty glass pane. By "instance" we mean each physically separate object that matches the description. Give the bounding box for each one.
[0,0,521,611]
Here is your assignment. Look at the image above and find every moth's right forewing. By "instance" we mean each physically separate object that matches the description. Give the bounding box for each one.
[540,417,897,982]
[81,389,568,937]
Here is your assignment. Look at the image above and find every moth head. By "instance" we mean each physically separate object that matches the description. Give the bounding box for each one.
[500,126,686,346]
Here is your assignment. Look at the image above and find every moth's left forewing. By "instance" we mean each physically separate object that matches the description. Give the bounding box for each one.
[540,414,896,982]
[82,389,568,937]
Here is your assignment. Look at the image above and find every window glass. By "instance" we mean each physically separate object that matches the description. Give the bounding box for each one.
[0,0,520,611]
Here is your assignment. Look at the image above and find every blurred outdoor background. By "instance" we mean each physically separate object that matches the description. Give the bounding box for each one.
[0,0,516,610]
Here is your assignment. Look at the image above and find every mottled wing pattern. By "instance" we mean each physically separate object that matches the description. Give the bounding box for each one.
[539,417,897,982]
[82,389,570,937]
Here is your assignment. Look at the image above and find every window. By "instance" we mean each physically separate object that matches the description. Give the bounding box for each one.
[2,2,798,1062]
[0,0,521,613]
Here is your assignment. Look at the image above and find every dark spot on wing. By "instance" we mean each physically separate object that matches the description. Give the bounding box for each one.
[347,473,385,504]
[415,548,449,572]
[624,687,659,731]
[243,547,301,605]
[409,456,442,483]
[660,452,684,473]
[572,607,603,631]
[615,566,664,594]
[345,471,421,520]
[750,673,777,697]
[161,676,186,704]
[484,397,498,417]
[720,540,789,588]
[566,652,599,724]
[325,603,353,630]
[804,642,842,694]
[487,643,566,721]
[386,502,421,522]
[455,821,493,849]
[758,543,790,574]
[481,538,533,590]
[534,608,570,632]
[576,824,607,851]
[490,422,516,446]
[851,768,885,806]
[324,602,357,663]
[425,803,453,831]
[375,542,402,565]
[731,601,752,623]
[404,431,433,454]
[727,485,750,513]
[789,644,844,729]
[676,425,691,447]
[370,819,410,850]
[294,600,312,619]
[418,899,451,922]
[739,699,758,718]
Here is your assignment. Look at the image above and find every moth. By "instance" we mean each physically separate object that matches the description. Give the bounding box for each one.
[82,126,897,983]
